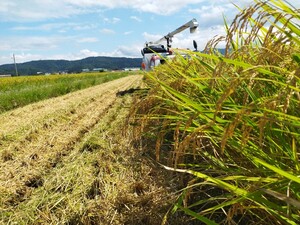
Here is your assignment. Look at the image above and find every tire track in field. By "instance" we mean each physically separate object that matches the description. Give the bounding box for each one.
[0,75,143,208]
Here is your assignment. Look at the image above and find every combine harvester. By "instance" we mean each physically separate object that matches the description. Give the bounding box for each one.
[141,18,199,71]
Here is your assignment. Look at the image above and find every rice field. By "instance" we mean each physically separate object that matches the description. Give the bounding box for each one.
[131,0,300,224]
[1,0,300,224]
[0,71,135,113]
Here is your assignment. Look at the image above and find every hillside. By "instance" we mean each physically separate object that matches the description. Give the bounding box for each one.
[0,56,142,75]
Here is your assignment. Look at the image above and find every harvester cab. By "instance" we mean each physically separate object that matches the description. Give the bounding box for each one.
[141,18,199,71]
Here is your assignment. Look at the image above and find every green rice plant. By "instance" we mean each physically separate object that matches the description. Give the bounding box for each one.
[0,71,132,113]
[133,0,300,224]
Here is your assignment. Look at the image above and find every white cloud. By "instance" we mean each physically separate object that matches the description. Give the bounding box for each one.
[16,53,43,63]
[0,2,14,12]
[0,53,43,65]
[142,32,164,43]
[0,43,12,51]
[0,0,207,21]
[32,49,100,62]
[65,0,210,15]
[73,24,98,31]
[0,1,82,21]
[77,37,99,43]
[55,45,142,61]
[77,49,99,57]
[11,23,97,32]
[0,35,83,55]
[124,31,133,35]
[0,0,299,22]
[100,28,116,34]
[110,45,142,57]
[130,16,142,22]
[103,17,121,24]
[189,3,239,27]
[64,0,115,8]
[0,37,59,52]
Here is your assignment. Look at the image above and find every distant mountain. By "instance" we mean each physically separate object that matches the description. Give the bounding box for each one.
[0,56,142,76]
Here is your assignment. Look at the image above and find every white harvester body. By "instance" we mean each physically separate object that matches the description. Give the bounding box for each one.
[141,18,199,71]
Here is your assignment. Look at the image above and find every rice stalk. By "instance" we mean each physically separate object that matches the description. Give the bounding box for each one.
[132,0,300,224]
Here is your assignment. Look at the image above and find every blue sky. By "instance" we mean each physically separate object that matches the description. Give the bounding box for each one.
[0,0,299,65]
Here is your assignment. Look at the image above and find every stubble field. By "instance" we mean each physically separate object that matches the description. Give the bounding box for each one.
[0,75,183,224]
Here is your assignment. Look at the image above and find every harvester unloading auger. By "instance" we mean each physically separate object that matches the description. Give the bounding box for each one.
[141,18,199,71]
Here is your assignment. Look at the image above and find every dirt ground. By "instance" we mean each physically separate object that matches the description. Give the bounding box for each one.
[0,75,189,224]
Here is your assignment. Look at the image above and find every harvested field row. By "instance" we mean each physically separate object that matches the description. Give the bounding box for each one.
[0,75,155,223]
